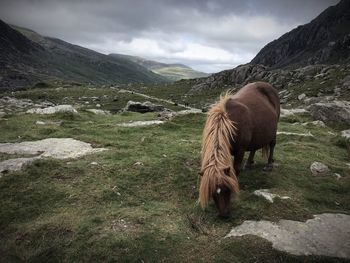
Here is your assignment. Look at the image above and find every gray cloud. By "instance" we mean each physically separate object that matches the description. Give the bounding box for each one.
[0,0,339,72]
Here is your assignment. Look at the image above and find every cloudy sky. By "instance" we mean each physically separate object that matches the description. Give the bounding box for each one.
[0,0,339,73]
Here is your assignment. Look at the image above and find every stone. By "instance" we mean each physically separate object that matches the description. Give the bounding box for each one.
[333,173,342,180]
[225,213,350,259]
[280,108,308,118]
[341,129,350,140]
[0,111,5,118]
[124,101,165,113]
[157,110,177,120]
[308,101,350,125]
[27,105,77,114]
[0,138,106,160]
[300,120,326,127]
[277,131,314,137]
[0,157,40,173]
[86,109,111,115]
[310,161,329,175]
[297,93,306,100]
[253,189,291,203]
[35,121,46,125]
[118,120,164,127]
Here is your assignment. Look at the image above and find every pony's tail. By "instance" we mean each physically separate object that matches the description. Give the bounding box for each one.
[262,145,270,160]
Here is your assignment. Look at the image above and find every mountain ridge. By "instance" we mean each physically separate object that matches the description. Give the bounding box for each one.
[109,53,209,81]
[0,20,167,91]
[250,0,350,68]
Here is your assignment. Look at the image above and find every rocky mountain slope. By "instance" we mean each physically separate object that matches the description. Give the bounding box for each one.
[109,53,209,81]
[251,0,350,68]
[0,20,166,91]
[190,0,350,103]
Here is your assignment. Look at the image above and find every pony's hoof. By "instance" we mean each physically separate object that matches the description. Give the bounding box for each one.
[263,164,273,172]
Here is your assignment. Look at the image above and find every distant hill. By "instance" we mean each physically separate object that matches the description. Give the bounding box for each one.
[251,0,350,68]
[0,20,166,91]
[109,53,209,81]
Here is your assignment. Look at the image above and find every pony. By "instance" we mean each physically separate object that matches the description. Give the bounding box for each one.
[199,82,280,218]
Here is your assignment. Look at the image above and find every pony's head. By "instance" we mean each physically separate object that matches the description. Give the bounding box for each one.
[199,92,239,218]
[199,165,238,218]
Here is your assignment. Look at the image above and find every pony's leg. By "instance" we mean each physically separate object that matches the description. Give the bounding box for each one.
[234,150,245,176]
[263,139,276,172]
[244,150,256,169]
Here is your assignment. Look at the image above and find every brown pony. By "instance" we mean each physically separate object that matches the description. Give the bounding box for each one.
[199,82,280,218]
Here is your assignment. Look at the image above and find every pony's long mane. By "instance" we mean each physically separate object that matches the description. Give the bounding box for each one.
[199,93,239,208]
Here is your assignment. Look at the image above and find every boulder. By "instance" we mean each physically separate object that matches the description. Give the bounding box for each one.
[124,101,165,113]
[225,213,350,259]
[27,105,77,114]
[0,157,40,174]
[280,108,308,118]
[341,129,350,140]
[297,93,306,100]
[0,138,106,159]
[86,109,111,115]
[310,161,329,175]
[308,100,350,125]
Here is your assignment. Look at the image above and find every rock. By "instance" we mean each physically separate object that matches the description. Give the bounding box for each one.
[297,93,306,100]
[133,161,144,166]
[225,213,350,259]
[308,100,350,125]
[35,121,46,125]
[27,105,77,114]
[96,104,101,108]
[124,101,165,113]
[301,120,326,127]
[35,120,62,126]
[157,110,177,120]
[342,75,350,87]
[310,161,329,175]
[86,109,111,115]
[277,131,314,137]
[0,138,106,160]
[118,120,164,127]
[341,129,350,140]
[280,108,308,118]
[90,162,98,165]
[0,111,5,118]
[0,157,40,174]
[176,108,202,115]
[253,189,291,203]
[333,173,342,180]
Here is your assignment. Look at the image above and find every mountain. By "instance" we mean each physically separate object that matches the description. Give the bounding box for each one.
[0,20,166,91]
[251,0,350,69]
[109,53,209,81]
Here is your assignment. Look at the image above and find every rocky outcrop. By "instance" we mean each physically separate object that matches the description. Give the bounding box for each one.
[251,0,350,68]
[27,105,78,114]
[225,213,350,259]
[190,63,341,92]
[124,101,165,113]
[308,100,350,125]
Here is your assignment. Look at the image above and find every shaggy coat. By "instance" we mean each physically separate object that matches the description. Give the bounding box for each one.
[199,82,280,216]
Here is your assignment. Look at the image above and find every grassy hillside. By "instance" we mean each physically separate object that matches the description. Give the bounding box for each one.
[0,20,167,91]
[110,53,209,81]
[0,84,349,262]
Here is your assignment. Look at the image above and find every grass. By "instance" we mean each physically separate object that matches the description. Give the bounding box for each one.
[0,86,349,262]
